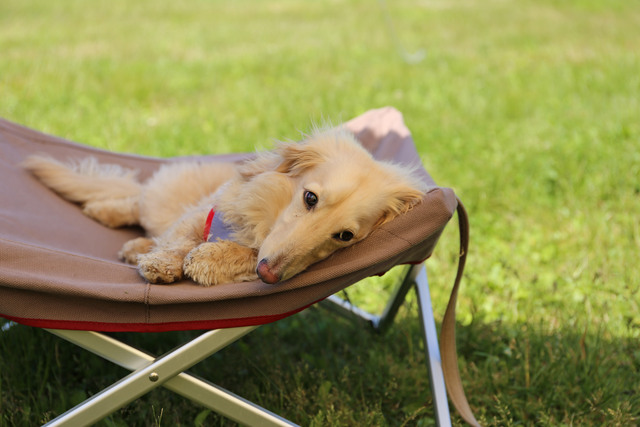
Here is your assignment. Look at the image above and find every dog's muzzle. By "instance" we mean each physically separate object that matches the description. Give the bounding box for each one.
[257,259,280,284]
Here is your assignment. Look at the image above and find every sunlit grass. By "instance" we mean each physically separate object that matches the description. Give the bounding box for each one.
[1,0,639,425]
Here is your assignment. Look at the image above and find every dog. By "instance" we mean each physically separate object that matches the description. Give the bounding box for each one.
[23,127,427,286]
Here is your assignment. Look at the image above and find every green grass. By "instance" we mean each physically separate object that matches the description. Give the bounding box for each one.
[1,0,639,425]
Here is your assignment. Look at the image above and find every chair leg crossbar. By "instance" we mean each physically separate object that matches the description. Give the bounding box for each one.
[40,263,450,426]
[44,327,296,427]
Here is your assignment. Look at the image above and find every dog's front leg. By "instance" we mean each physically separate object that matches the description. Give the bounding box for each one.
[136,207,209,284]
[183,240,259,286]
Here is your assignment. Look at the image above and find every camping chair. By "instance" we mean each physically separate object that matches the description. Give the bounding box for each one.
[0,107,479,426]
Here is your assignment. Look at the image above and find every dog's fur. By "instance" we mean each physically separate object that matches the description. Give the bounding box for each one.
[24,128,427,286]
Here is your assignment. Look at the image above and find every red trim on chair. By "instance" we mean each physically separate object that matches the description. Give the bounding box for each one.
[0,301,319,333]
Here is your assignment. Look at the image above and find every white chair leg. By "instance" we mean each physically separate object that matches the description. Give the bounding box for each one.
[45,327,297,427]
[413,264,452,427]
[322,264,453,426]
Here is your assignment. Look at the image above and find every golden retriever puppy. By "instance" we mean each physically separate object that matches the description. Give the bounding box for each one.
[24,127,426,286]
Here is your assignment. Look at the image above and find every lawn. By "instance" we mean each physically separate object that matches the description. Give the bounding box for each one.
[1,0,639,425]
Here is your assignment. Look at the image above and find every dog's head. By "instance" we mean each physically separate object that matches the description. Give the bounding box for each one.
[250,128,427,284]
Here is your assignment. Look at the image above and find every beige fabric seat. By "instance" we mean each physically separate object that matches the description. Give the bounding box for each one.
[0,107,477,426]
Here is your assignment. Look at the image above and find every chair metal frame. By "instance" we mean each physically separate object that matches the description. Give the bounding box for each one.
[29,263,451,426]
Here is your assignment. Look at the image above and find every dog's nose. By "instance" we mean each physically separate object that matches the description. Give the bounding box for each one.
[257,259,280,284]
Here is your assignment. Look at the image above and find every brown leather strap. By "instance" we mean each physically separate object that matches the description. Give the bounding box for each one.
[440,198,481,427]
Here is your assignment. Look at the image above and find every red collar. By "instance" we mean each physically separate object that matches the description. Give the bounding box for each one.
[203,208,233,242]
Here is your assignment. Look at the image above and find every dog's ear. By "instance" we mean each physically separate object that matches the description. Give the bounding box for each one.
[237,152,281,179]
[373,165,426,227]
[374,186,424,227]
[237,142,324,179]
[274,142,323,176]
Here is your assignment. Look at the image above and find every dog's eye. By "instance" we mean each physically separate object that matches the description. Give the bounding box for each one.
[304,191,318,209]
[334,230,354,242]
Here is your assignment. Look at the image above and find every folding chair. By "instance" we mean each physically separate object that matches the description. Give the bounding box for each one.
[0,107,479,426]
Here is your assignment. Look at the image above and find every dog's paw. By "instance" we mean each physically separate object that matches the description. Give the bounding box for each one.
[137,251,184,284]
[118,237,154,264]
[183,243,224,286]
[184,241,258,287]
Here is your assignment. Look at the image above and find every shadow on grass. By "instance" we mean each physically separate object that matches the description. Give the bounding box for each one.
[1,308,638,426]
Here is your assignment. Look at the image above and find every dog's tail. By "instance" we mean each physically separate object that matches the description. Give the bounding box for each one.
[23,155,143,227]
